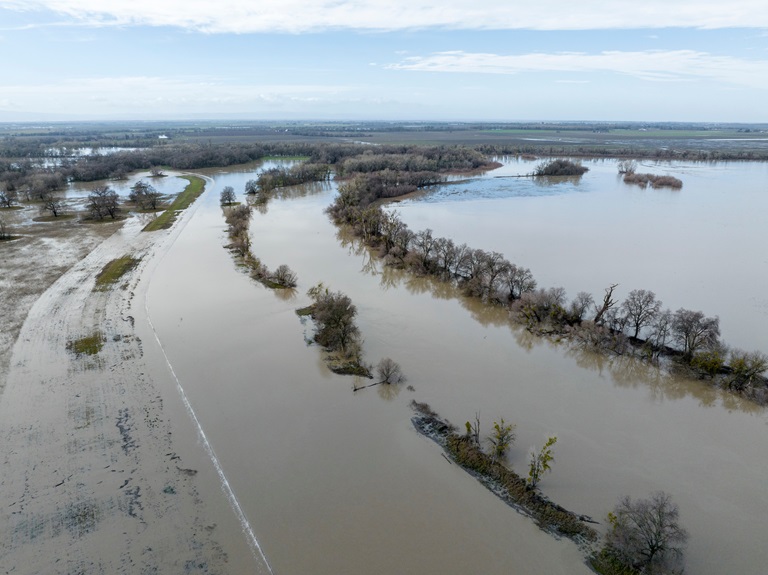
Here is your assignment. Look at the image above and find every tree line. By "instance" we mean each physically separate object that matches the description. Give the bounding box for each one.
[325,172,767,404]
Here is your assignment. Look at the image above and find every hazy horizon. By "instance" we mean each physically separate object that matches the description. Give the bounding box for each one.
[1,1,767,123]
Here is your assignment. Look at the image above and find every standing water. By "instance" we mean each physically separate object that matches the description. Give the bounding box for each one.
[147,158,768,575]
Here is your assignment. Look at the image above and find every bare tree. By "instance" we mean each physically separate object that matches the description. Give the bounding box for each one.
[504,264,537,301]
[671,308,720,359]
[568,291,595,322]
[593,283,619,325]
[244,179,259,194]
[0,187,18,208]
[0,216,9,240]
[149,166,165,177]
[87,186,120,220]
[648,309,673,359]
[130,181,162,210]
[618,159,638,174]
[604,492,688,575]
[220,186,236,206]
[622,289,662,339]
[271,264,298,288]
[376,357,405,384]
[40,192,65,217]
[309,288,360,353]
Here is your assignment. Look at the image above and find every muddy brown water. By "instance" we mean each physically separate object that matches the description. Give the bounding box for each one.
[146,159,768,575]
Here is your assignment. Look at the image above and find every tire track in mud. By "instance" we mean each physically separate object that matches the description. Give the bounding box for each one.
[0,215,238,574]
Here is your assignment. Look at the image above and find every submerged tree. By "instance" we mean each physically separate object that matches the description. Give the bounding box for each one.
[376,357,405,385]
[220,186,236,206]
[307,284,360,353]
[603,492,688,575]
[527,436,557,489]
[622,289,662,339]
[671,308,720,359]
[487,418,516,463]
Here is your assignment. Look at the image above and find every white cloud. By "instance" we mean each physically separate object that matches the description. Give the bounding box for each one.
[387,50,768,88]
[2,0,768,32]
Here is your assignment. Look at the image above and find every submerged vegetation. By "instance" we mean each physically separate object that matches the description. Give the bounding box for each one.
[299,283,371,378]
[223,201,298,289]
[410,401,597,543]
[534,158,589,177]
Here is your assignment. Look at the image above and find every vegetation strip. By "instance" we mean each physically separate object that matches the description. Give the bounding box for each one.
[66,332,106,356]
[94,255,141,290]
[410,401,598,543]
[142,175,205,231]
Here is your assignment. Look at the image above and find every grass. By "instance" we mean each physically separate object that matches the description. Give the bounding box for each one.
[142,175,205,232]
[0,205,24,211]
[94,255,140,290]
[66,332,106,356]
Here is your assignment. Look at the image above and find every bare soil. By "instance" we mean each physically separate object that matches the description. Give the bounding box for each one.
[0,201,256,573]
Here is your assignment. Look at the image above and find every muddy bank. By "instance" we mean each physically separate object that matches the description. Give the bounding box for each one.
[0,192,263,572]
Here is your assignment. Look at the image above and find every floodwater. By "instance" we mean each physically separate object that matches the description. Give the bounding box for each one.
[147,158,768,575]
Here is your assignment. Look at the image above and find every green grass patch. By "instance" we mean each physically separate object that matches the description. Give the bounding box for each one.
[95,255,140,290]
[142,175,205,232]
[0,205,24,211]
[67,332,106,356]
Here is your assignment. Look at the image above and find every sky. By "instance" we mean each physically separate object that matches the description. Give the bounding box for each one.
[0,1,767,122]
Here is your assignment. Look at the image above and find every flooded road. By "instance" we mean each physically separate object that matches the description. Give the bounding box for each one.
[147,159,768,575]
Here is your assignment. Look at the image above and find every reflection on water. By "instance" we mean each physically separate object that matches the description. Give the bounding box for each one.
[147,157,768,575]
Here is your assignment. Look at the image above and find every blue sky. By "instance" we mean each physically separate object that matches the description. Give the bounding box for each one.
[1,1,767,122]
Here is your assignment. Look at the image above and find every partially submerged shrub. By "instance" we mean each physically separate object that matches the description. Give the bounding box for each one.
[623,172,683,189]
[534,159,589,177]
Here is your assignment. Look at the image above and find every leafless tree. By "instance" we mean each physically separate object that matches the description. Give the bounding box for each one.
[593,283,619,325]
[671,308,720,359]
[149,166,165,177]
[376,357,405,384]
[622,289,662,339]
[220,186,236,206]
[87,186,121,220]
[568,291,595,322]
[617,159,638,174]
[604,492,688,575]
[647,309,673,360]
[0,187,18,208]
[244,179,259,194]
[272,264,298,288]
[129,181,162,210]
[309,288,360,353]
[40,192,65,217]
[0,216,9,240]
[503,264,537,301]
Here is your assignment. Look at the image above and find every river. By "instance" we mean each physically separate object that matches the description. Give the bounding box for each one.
[146,158,768,575]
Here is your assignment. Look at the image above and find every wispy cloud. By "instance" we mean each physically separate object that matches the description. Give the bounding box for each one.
[387,50,768,88]
[2,0,768,32]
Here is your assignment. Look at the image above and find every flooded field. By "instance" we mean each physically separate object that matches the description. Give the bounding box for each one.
[146,158,768,574]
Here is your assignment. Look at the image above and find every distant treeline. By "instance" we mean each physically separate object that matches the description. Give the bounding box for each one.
[0,141,495,200]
